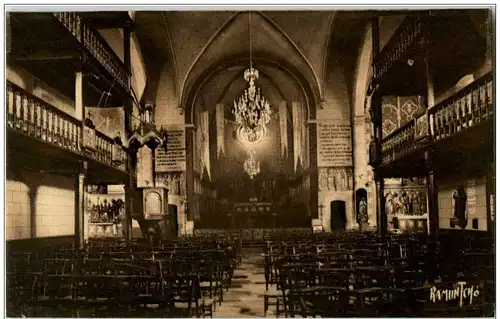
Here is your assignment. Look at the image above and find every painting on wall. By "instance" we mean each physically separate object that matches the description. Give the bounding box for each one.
[382,96,425,138]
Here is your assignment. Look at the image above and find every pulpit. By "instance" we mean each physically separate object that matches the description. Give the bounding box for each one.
[134,187,178,240]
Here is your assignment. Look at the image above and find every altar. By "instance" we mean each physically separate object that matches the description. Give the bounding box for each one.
[230,202,274,229]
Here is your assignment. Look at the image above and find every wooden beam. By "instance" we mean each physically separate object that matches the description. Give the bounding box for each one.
[8,51,79,62]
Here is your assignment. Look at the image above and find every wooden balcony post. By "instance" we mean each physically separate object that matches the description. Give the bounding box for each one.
[425,150,439,280]
[425,151,439,239]
[123,21,135,242]
[375,172,386,237]
[75,63,84,122]
[75,161,87,250]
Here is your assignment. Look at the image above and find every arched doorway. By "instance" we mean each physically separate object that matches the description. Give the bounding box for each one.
[356,188,368,231]
[330,200,347,232]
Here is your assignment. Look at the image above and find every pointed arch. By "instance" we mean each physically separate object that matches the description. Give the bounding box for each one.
[180,11,321,111]
[258,11,323,101]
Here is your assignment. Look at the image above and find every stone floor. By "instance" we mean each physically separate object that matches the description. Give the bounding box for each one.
[214,248,275,318]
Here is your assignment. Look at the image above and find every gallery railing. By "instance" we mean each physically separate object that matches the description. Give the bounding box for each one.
[429,72,493,141]
[378,72,492,166]
[7,81,128,172]
[380,119,417,165]
[374,13,426,80]
[53,12,130,92]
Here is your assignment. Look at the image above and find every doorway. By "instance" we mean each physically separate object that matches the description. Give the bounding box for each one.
[330,200,347,232]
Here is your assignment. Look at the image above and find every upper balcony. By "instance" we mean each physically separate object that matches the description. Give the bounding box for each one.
[6,81,129,184]
[8,12,131,108]
[373,10,487,97]
[374,71,493,177]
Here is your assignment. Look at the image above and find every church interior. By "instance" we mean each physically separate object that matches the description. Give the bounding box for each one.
[5,8,495,317]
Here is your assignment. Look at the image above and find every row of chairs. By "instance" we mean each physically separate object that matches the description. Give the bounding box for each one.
[262,231,494,317]
[7,236,242,318]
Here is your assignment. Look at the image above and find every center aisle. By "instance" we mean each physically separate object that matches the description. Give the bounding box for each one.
[214,248,271,318]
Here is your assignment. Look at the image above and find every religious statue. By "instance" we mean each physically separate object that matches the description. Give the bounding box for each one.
[392,192,402,215]
[319,169,327,191]
[327,168,335,191]
[334,169,342,191]
[358,198,369,231]
[346,169,353,190]
[340,169,348,190]
[401,191,410,215]
[385,193,394,215]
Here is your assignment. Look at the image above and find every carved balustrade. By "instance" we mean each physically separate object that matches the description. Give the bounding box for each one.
[53,12,130,91]
[429,72,493,141]
[374,13,426,80]
[7,81,128,172]
[380,119,417,165]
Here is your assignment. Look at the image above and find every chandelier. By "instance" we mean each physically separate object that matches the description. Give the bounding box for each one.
[232,12,271,134]
[244,149,260,179]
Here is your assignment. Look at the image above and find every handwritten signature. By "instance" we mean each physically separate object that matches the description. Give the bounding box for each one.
[429,282,480,307]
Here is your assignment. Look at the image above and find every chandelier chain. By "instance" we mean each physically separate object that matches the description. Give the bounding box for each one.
[249,11,252,70]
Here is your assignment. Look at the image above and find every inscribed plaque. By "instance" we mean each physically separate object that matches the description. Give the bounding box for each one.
[317,119,352,167]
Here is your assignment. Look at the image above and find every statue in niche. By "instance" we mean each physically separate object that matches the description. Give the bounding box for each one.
[451,185,468,229]
[327,168,335,191]
[358,198,369,231]
[385,193,394,215]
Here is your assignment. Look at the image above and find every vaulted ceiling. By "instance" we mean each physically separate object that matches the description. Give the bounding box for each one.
[136,10,464,114]
[135,11,344,110]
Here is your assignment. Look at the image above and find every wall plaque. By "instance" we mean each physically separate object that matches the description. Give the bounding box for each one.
[156,126,186,172]
[317,119,352,167]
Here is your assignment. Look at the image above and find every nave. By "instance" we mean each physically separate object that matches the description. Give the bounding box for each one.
[7,231,494,318]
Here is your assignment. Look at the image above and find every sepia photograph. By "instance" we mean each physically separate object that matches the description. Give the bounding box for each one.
[4,5,495,318]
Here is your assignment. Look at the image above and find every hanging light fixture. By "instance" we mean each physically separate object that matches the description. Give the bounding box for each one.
[244,149,260,179]
[232,12,272,134]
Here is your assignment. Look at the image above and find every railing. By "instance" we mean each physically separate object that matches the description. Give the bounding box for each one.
[380,119,417,165]
[429,72,493,141]
[53,12,130,92]
[94,131,128,171]
[374,13,426,80]
[7,81,128,172]
[7,82,81,153]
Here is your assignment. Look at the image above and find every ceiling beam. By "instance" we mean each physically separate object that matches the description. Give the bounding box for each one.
[8,50,79,62]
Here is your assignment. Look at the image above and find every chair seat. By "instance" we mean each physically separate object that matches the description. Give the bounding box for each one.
[354,287,382,294]
[265,290,281,297]
[201,298,214,306]
[36,295,74,302]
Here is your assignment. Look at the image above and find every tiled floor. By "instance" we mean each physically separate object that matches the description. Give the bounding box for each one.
[214,248,274,318]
